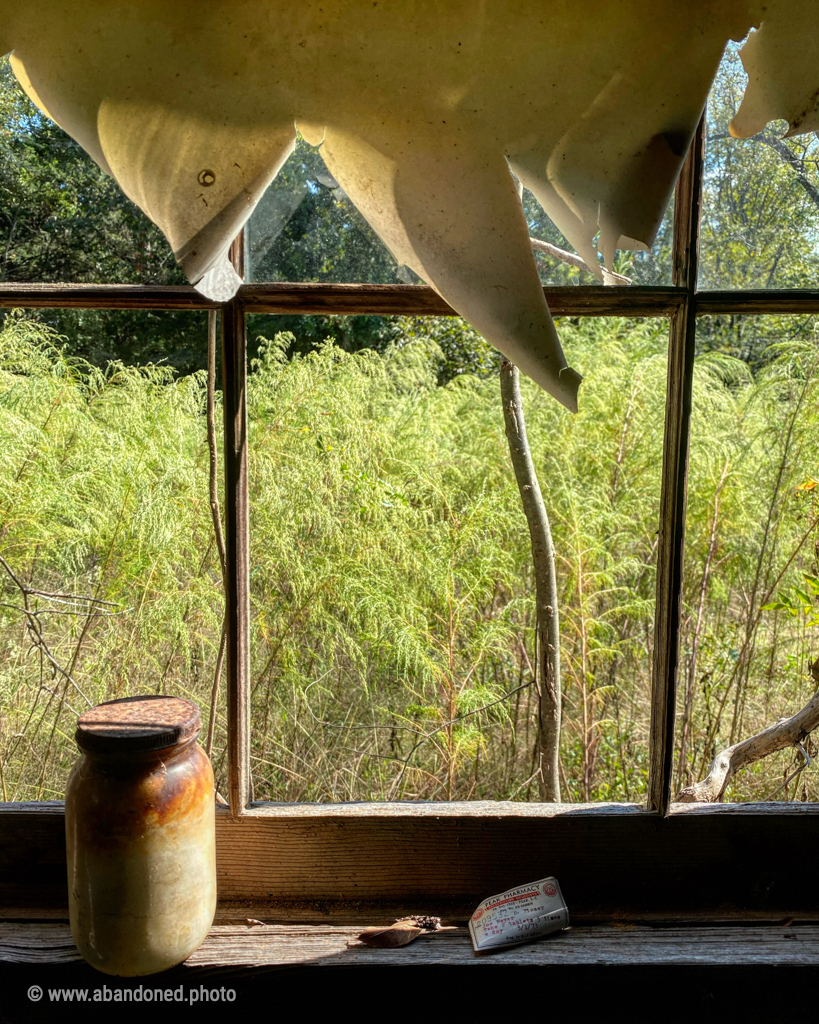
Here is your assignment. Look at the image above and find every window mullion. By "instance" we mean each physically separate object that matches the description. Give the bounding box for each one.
[648,115,704,814]
[222,231,252,815]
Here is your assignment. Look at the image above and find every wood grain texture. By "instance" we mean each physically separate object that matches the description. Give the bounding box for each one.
[696,291,819,315]
[241,282,456,315]
[240,283,685,318]
[3,922,819,968]
[4,802,819,918]
[648,118,704,815]
[221,298,251,815]
[0,282,684,317]
[3,281,817,319]
[212,802,819,916]
[1,283,817,318]
[0,283,218,309]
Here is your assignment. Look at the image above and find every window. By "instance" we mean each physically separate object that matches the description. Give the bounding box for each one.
[678,314,819,800]
[3,46,819,921]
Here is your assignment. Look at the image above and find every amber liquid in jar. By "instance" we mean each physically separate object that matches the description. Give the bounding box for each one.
[65,696,216,976]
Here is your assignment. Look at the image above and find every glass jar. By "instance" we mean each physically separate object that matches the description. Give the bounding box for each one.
[65,695,217,976]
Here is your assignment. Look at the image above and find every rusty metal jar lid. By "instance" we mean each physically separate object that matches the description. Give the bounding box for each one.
[76,695,201,754]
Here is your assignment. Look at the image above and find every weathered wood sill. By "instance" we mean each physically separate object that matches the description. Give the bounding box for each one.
[3,921,819,970]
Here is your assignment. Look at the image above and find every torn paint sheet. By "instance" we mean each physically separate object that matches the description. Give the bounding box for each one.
[731,1,819,139]
[2,2,816,409]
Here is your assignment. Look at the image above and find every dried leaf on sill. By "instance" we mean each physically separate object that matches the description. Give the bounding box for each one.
[352,916,455,949]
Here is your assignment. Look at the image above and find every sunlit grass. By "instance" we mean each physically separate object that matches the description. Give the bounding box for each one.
[1,312,817,803]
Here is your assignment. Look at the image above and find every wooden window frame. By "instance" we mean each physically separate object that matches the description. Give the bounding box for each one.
[3,118,819,922]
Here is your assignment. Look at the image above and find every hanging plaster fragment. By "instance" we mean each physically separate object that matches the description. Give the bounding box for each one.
[2,2,816,408]
[730,0,819,139]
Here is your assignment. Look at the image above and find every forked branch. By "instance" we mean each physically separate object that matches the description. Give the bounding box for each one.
[529,237,632,286]
[678,657,819,802]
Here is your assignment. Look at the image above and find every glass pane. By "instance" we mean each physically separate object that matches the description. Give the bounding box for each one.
[247,314,667,802]
[676,315,819,802]
[246,135,673,287]
[700,45,819,290]
[0,57,182,285]
[1,306,211,376]
[0,309,225,801]
[524,191,673,288]
[246,136,416,286]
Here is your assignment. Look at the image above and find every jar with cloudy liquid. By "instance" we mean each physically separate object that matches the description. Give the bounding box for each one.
[66,696,216,976]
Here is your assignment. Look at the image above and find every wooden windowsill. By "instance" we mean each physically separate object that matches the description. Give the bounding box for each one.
[3,920,819,970]
[4,801,819,924]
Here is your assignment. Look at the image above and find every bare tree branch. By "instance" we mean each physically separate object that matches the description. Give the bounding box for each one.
[678,657,819,802]
[514,174,631,285]
[0,553,97,709]
[756,133,819,212]
[529,237,632,286]
[709,130,819,213]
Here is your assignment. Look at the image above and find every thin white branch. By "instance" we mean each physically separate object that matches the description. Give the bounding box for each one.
[529,237,632,286]
[678,658,819,802]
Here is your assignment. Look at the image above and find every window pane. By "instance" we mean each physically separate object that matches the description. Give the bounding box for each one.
[245,137,414,286]
[699,45,819,290]
[245,135,673,287]
[0,57,182,286]
[0,309,225,800]
[246,315,667,802]
[676,315,819,801]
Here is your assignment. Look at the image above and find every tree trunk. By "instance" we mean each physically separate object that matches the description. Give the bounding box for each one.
[500,359,561,801]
